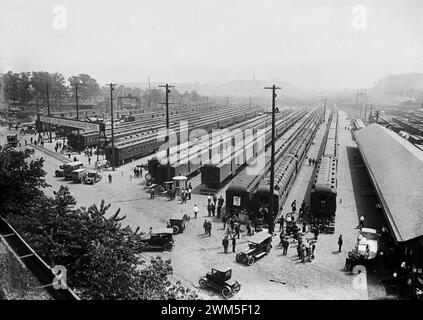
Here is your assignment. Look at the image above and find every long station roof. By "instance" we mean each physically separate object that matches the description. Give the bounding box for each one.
[355,124,423,242]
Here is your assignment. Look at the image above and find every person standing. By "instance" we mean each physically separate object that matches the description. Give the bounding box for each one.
[222,237,229,253]
[358,216,365,229]
[108,174,112,183]
[187,186,192,200]
[150,188,155,199]
[207,221,212,236]
[232,236,236,253]
[211,202,216,217]
[291,200,297,213]
[203,220,208,235]
[213,194,217,206]
[234,222,240,239]
[218,196,224,208]
[283,238,289,255]
[207,203,212,217]
[222,215,227,229]
[181,192,187,204]
[193,204,199,219]
[217,204,222,218]
[338,235,343,253]
[207,194,212,205]
[88,157,91,165]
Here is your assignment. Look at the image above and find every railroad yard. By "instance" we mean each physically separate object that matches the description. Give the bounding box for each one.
[2,103,414,300]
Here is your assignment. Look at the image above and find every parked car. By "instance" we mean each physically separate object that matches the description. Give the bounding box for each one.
[83,170,102,184]
[24,147,35,154]
[72,168,88,183]
[55,164,65,177]
[139,228,174,251]
[199,267,241,298]
[236,232,272,266]
[169,212,190,234]
[356,227,379,260]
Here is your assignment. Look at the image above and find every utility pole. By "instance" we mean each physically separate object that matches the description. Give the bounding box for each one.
[108,83,115,171]
[47,83,52,143]
[265,84,281,235]
[364,104,368,123]
[323,98,326,123]
[159,84,174,157]
[75,83,80,153]
[159,84,174,179]
[369,104,373,122]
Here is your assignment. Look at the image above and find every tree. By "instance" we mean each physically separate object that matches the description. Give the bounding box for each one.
[0,147,49,217]
[68,74,100,102]
[0,148,197,300]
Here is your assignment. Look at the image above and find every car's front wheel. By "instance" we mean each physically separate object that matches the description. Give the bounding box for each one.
[172,226,180,234]
[247,256,255,266]
[163,243,173,251]
[221,286,232,298]
[199,278,207,287]
[232,282,241,292]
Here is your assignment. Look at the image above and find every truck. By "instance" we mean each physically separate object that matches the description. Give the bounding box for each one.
[72,168,88,183]
[83,170,102,184]
[6,134,18,147]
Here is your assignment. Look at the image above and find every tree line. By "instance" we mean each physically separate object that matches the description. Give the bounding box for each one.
[1,71,205,109]
[0,146,197,300]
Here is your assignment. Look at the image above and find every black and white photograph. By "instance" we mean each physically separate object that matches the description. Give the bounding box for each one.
[0,0,422,308]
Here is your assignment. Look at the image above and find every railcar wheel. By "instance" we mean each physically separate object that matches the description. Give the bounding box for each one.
[199,279,207,287]
[172,226,180,234]
[247,257,255,266]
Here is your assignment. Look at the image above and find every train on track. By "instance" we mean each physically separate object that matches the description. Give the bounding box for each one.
[200,108,311,189]
[225,107,324,221]
[147,107,295,184]
[309,109,339,233]
[106,105,262,166]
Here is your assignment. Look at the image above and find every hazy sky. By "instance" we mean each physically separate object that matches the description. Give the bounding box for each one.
[1,0,423,90]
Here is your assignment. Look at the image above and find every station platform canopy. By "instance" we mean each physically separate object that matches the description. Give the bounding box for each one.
[355,124,423,243]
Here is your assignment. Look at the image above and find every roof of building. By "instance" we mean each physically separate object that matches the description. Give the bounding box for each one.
[355,124,423,242]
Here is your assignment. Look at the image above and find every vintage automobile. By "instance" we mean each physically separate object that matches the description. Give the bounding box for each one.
[169,212,190,234]
[72,168,88,183]
[236,232,272,266]
[83,170,102,184]
[24,147,35,154]
[139,228,174,251]
[356,227,379,260]
[199,267,241,298]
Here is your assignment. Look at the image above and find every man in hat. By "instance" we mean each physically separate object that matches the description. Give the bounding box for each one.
[222,236,229,253]
[232,236,237,253]
[193,204,199,219]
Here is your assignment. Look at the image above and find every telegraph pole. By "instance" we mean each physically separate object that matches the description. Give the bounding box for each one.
[109,83,115,171]
[159,84,174,158]
[159,84,174,180]
[47,83,52,143]
[75,83,80,153]
[323,98,326,123]
[265,84,281,235]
